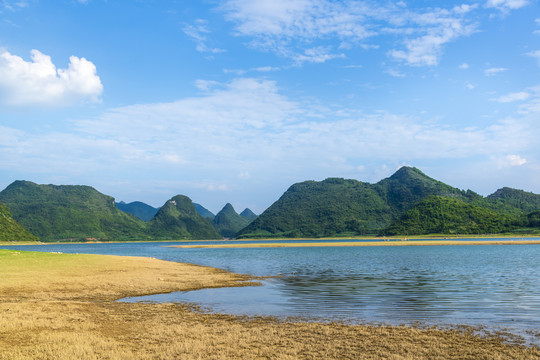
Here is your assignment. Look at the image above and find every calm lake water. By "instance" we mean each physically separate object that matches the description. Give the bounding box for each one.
[3,239,540,342]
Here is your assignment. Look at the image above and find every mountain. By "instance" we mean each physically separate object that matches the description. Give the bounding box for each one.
[380,196,519,236]
[147,195,221,240]
[0,201,38,242]
[485,187,540,215]
[116,201,159,221]
[194,203,215,220]
[0,181,146,241]
[212,203,251,238]
[239,208,258,222]
[238,166,540,238]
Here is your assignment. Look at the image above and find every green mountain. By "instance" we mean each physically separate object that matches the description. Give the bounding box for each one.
[147,195,221,240]
[240,208,258,222]
[0,201,38,242]
[116,201,159,221]
[212,203,251,238]
[238,166,540,238]
[194,203,215,220]
[380,196,519,236]
[485,187,540,215]
[0,181,146,241]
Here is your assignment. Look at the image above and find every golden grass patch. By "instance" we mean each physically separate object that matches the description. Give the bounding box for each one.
[0,249,538,359]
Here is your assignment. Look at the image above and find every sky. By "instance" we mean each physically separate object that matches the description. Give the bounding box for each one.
[0,0,539,214]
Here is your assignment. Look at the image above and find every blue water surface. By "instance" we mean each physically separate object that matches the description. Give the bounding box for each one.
[2,240,540,341]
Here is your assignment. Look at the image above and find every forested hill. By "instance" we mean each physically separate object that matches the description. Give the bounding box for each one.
[0,180,147,241]
[380,196,520,236]
[237,167,540,238]
[0,201,38,242]
[0,181,220,241]
[212,203,252,238]
[147,195,221,240]
[116,201,159,221]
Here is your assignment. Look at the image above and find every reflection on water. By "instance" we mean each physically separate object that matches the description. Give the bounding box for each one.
[3,240,540,342]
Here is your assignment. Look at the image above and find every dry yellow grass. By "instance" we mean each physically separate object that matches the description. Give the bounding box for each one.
[171,239,540,249]
[0,249,539,359]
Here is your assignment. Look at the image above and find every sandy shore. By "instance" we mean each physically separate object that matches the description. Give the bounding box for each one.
[0,249,538,359]
[171,239,540,249]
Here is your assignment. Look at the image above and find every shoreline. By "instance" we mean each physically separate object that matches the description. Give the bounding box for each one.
[0,249,538,359]
[171,239,540,249]
[1,233,539,247]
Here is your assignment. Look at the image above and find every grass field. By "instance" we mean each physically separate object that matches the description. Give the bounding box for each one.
[0,249,539,359]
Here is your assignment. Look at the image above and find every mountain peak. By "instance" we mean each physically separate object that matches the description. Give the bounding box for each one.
[388,166,427,181]
[240,208,258,221]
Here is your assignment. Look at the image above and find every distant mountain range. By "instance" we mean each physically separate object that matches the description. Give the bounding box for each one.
[1,167,538,241]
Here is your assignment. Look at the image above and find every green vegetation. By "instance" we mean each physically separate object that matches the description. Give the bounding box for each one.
[0,181,221,241]
[238,167,540,238]
[380,196,520,236]
[0,180,147,241]
[212,203,252,238]
[147,195,221,240]
[2,168,539,241]
[194,203,215,220]
[240,208,258,222]
[0,202,38,242]
[115,201,159,221]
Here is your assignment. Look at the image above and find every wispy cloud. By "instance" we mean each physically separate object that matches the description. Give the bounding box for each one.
[484,67,508,76]
[492,91,530,102]
[485,0,530,12]
[0,49,103,107]
[183,19,226,54]
[2,77,537,186]
[221,1,479,67]
[527,50,540,66]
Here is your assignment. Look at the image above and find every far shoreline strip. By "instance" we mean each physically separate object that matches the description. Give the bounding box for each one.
[169,239,540,249]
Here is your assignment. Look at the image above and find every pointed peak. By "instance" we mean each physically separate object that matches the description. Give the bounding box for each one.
[217,203,237,215]
[387,166,430,182]
[240,208,258,221]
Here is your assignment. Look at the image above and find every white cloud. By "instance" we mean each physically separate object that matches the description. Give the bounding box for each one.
[492,91,530,103]
[484,67,508,76]
[486,0,529,11]
[0,49,103,107]
[292,46,345,64]
[465,82,475,90]
[459,63,470,69]
[499,154,527,168]
[183,19,226,54]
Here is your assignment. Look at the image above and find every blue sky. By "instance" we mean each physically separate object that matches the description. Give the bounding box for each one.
[1,0,539,214]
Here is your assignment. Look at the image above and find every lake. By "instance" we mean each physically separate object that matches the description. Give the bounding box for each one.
[3,239,540,342]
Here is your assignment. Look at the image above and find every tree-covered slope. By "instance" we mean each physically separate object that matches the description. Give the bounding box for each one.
[238,166,540,238]
[194,203,215,220]
[116,201,159,221]
[484,187,540,215]
[148,195,221,240]
[0,202,38,242]
[212,203,251,238]
[0,181,147,241]
[380,196,520,236]
[239,208,258,222]
[238,167,467,238]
